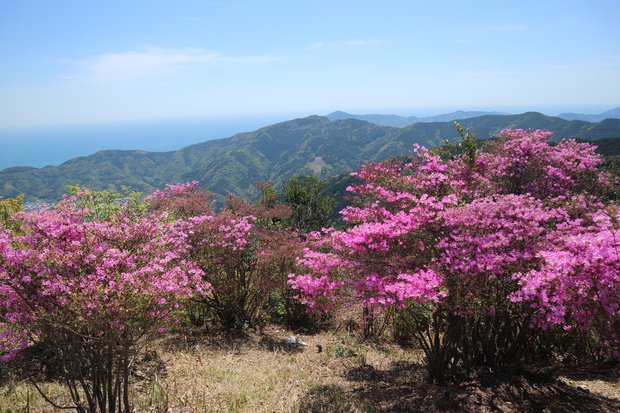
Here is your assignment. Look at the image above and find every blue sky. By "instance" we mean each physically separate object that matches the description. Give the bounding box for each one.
[1,0,619,129]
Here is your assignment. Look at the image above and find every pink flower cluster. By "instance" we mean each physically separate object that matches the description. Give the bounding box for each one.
[0,197,211,360]
[514,207,620,333]
[148,182,305,327]
[146,180,214,218]
[289,129,619,360]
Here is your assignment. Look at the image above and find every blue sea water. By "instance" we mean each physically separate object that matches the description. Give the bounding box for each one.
[1,105,615,172]
[0,114,298,171]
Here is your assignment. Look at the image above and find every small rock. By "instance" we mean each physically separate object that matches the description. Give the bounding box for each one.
[284,336,308,346]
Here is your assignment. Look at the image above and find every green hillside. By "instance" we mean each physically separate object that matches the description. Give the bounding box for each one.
[1,113,620,203]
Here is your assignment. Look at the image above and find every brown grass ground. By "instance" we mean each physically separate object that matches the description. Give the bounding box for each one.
[1,324,619,412]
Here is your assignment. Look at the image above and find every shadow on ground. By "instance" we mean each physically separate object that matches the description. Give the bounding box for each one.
[298,361,620,413]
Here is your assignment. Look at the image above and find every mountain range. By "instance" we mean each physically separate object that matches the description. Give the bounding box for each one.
[2,111,620,204]
[327,107,620,127]
[326,110,511,126]
[556,107,620,123]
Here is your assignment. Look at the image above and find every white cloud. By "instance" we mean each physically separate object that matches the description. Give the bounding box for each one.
[65,47,276,83]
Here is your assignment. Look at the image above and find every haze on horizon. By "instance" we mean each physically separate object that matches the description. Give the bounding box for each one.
[1,0,619,130]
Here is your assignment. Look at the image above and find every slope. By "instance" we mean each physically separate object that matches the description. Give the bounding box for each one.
[1,113,619,203]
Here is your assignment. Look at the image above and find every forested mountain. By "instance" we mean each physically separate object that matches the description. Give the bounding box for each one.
[2,112,620,203]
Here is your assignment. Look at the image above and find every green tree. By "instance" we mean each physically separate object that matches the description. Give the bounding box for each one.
[0,195,24,230]
[430,121,482,167]
[281,174,336,234]
[65,185,147,221]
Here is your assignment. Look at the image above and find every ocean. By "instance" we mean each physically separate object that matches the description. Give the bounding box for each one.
[0,114,298,171]
[1,105,614,171]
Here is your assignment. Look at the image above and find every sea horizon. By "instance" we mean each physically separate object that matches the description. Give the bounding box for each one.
[1,104,616,171]
[0,114,297,171]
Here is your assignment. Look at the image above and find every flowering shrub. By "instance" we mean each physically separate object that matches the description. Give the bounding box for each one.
[146,180,214,218]
[149,181,305,330]
[477,129,613,199]
[0,191,210,412]
[290,127,619,381]
[513,205,620,360]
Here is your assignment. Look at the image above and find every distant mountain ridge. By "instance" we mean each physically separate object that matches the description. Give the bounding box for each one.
[1,111,620,204]
[556,107,620,122]
[326,110,510,127]
[328,107,620,127]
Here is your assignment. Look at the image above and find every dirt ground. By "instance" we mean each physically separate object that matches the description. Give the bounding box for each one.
[2,325,619,412]
[142,327,620,412]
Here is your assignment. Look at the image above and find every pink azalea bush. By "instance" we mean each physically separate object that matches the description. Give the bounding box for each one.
[146,180,214,218]
[513,205,620,357]
[289,128,618,381]
[0,189,210,413]
[147,181,306,330]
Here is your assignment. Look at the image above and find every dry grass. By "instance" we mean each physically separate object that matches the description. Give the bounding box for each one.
[0,326,419,412]
[0,324,618,412]
[131,327,420,412]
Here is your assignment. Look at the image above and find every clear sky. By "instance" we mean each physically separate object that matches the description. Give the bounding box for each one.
[1,0,619,129]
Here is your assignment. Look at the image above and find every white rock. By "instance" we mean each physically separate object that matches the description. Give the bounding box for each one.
[284,336,308,346]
